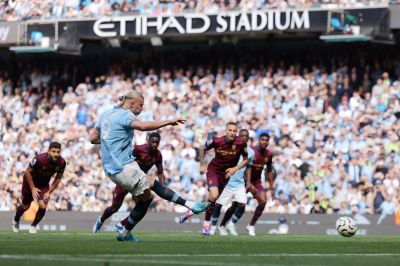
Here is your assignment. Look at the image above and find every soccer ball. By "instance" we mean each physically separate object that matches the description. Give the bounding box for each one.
[336,216,357,237]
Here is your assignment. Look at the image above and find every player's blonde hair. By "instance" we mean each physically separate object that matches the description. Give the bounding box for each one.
[117,90,144,107]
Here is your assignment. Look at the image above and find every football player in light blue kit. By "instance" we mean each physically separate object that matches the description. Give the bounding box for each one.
[209,129,255,236]
[90,90,209,241]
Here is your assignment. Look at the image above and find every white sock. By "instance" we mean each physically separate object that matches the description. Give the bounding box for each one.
[185,201,195,209]
[121,228,130,237]
[203,220,211,226]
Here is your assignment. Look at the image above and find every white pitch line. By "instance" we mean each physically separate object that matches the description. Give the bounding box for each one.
[1,253,399,258]
[0,255,278,266]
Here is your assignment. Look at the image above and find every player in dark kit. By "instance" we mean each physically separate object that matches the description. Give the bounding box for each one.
[246,133,274,236]
[12,142,66,234]
[93,132,164,234]
[179,122,249,235]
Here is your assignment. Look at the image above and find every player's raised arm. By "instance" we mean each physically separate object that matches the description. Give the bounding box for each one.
[130,118,186,131]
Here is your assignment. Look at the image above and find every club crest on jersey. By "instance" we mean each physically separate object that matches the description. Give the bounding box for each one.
[265,157,269,163]
[232,145,236,150]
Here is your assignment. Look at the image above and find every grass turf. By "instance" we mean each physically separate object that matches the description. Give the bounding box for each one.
[0,231,399,266]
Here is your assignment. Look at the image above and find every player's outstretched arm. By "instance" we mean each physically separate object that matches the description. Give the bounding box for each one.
[130,118,186,131]
[89,128,101,144]
[225,157,249,178]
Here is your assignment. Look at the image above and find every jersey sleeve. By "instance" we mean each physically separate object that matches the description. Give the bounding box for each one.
[120,110,137,129]
[57,160,67,175]
[205,138,215,150]
[29,156,41,171]
[156,152,163,173]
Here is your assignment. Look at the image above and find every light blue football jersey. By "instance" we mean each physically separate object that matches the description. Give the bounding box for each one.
[226,144,254,189]
[96,106,137,176]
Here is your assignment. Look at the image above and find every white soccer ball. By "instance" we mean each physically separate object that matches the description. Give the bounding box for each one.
[336,216,357,237]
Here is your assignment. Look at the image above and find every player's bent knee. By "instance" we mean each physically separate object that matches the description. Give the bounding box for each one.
[146,175,156,188]
[208,189,219,202]
[209,194,219,202]
[38,202,47,209]
[259,201,267,207]
[137,189,152,201]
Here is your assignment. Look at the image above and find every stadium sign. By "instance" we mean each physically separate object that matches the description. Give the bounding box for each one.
[0,22,20,44]
[93,10,310,37]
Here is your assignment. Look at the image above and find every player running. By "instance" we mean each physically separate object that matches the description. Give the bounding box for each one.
[245,133,274,236]
[178,122,249,235]
[89,90,209,241]
[93,132,164,234]
[217,133,274,236]
[12,142,66,234]
[209,129,255,236]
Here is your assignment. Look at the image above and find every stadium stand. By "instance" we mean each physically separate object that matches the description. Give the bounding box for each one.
[0,0,391,21]
[0,43,399,216]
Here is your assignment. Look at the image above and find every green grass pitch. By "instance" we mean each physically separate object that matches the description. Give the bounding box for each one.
[1,231,399,266]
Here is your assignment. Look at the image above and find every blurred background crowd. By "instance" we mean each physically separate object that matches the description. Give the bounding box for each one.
[0,44,399,216]
[0,0,390,21]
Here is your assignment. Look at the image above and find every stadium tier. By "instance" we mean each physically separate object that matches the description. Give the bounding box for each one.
[0,43,399,217]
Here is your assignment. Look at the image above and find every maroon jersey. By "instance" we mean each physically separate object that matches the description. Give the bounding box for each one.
[206,136,248,175]
[250,146,273,183]
[133,144,163,174]
[24,153,66,188]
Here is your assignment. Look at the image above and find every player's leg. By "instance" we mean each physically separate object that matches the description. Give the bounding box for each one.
[30,187,50,234]
[220,201,239,227]
[210,203,224,235]
[93,186,128,234]
[13,185,33,232]
[13,193,32,233]
[29,200,47,234]
[224,186,247,236]
[117,188,153,242]
[111,161,153,241]
[248,183,266,236]
[117,197,138,230]
[212,187,235,235]
[179,171,219,225]
[150,179,209,213]
[202,186,220,235]
[226,203,245,236]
